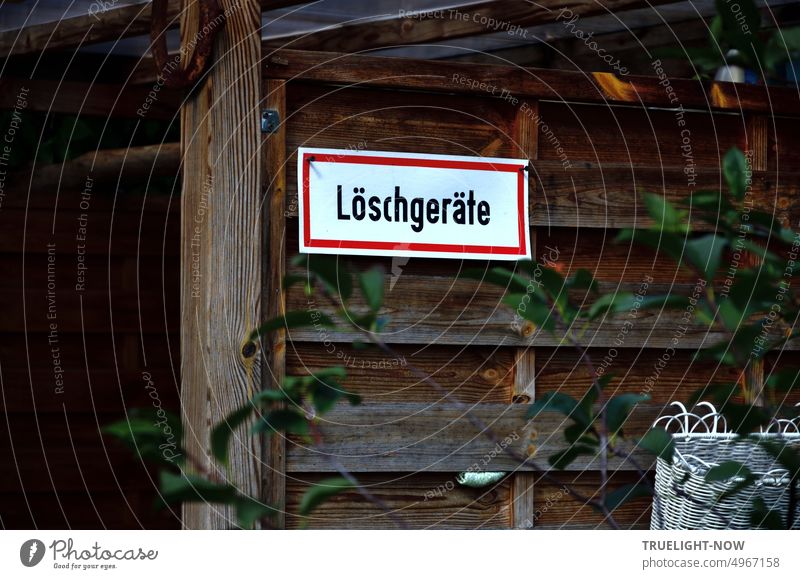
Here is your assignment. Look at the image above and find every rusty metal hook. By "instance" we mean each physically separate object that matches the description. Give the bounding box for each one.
[150,0,226,89]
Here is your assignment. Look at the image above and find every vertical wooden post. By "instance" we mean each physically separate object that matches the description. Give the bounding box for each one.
[510,101,538,529]
[180,0,263,529]
[261,79,288,528]
[745,115,769,406]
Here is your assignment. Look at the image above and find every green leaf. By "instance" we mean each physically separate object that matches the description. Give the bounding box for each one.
[578,384,599,418]
[723,147,749,201]
[616,229,688,265]
[605,393,650,434]
[518,260,566,306]
[717,299,744,331]
[298,476,354,517]
[644,192,688,233]
[766,369,800,392]
[103,409,184,465]
[293,254,353,300]
[526,392,590,427]
[718,402,773,434]
[586,292,688,321]
[764,28,800,72]
[568,269,598,292]
[234,495,277,529]
[502,293,555,332]
[759,440,800,479]
[253,389,292,403]
[684,189,733,214]
[705,461,754,482]
[460,266,529,293]
[283,273,310,291]
[250,310,334,341]
[310,378,343,414]
[548,444,596,469]
[211,404,255,465]
[564,422,597,446]
[689,381,739,407]
[605,483,652,511]
[159,471,237,505]
[637,427,674,461]
[253,409,309,436]
[684,234,727,281]
[359,268,385,312]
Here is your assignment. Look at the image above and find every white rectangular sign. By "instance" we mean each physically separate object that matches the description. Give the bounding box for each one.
[297,147,530,260]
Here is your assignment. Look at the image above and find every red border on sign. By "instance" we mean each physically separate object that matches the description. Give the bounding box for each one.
[301,152,527,256]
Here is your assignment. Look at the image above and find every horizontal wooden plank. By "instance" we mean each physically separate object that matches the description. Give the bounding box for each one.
[265,50,800,116]
[283,160,800,230]
[265,0,677,54]
[286,472,510,529]
[286,343,514,403]
[286,402,659,472]
[0,0,181,58]
[531,471,652,529]
[287,275,732,348]
[537,101,746,166]
[0,0,306,58]
[531,162,800,229]
[536,347,741,405]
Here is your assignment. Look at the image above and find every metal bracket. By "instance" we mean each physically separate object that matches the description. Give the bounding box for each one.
[261,109,280,133]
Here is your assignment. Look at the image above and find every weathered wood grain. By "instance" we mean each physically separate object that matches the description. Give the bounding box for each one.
[532,471,652,529]
[286,472,511,529]
[286,343,514,403]
[287,274,740,349]
[531,162,800,229]
[537,101,746,166]
[261,79,288,528]
[281,161,800,230]
[535,347,742,404]
[0,0,306,58]
[286,402,659,472]
[180,0,263,529]
[511,101,538,529]
[264,49,800,115]
[745,115,770,405]
[264,0,678,54]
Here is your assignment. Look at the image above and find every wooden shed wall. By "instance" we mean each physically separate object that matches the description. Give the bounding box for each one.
[262,54,800,529]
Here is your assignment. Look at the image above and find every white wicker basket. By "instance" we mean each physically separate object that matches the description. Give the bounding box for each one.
[650,402,800,530]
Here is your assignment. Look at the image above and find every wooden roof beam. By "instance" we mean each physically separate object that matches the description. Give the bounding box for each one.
[0,0,307,58]
[262,0,681,54]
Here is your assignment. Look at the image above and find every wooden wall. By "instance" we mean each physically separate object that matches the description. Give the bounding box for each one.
[0,174,181,528]
[261,53,800,529]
